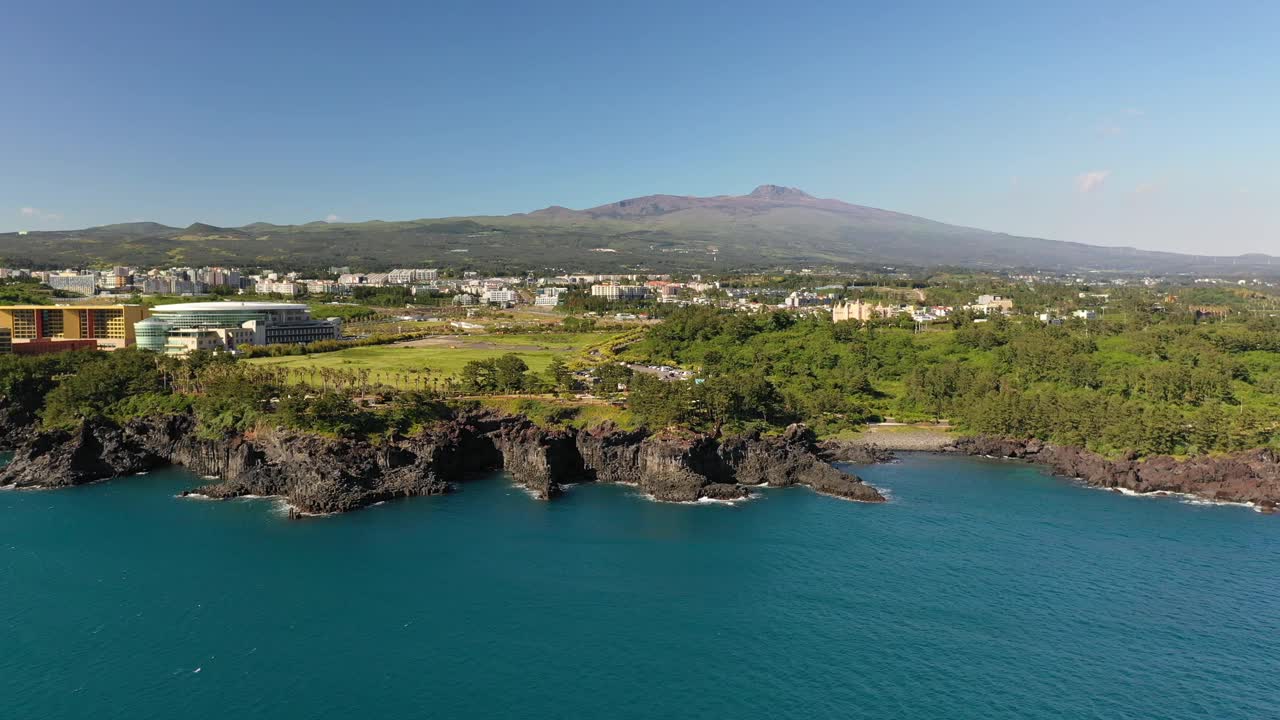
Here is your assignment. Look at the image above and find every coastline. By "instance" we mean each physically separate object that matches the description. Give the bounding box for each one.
[0,411,885,516]
[945,436,1279,513]
[2,413,1277,516]
[820,426,1279,514]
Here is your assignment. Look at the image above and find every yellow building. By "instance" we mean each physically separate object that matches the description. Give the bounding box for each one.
[832,299,891,323]
[0,304,150,350]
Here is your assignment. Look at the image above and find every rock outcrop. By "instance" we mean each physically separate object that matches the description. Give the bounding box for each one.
[0,398,41,451]
[952,436,1280,511]
[816,440,897,465]
[727,425,885,502]
[0,412,884,515]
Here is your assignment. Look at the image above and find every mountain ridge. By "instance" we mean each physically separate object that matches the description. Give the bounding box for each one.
[2,186,1275,274]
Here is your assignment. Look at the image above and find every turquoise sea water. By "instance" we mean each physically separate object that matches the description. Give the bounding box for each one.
[2,453,1276,719]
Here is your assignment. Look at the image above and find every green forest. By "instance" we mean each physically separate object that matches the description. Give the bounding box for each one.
[622,304,1280,457]
[3,289,1279,459]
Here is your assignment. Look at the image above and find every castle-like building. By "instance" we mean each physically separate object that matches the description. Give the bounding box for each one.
[831,299,891,323]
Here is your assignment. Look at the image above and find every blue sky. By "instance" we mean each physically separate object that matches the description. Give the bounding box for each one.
[3,0,1277,254]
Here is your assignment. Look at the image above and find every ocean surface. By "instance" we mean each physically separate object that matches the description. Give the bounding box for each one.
[2,453,1276,720]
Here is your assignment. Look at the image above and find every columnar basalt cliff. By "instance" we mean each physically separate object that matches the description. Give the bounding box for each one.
[0,411,886,515]
[952,436,1280,511]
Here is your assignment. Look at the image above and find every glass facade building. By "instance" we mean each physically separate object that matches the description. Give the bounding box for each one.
[133,317,174,353]
[141,302,340,355]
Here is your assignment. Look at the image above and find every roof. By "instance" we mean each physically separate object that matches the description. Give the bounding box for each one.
[151,301,308,312]
[0,304,143,310]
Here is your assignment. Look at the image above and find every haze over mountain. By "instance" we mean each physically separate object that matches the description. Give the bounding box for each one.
[1,186,1274,275]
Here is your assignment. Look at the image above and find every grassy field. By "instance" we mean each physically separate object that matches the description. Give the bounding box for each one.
[245,331,622,386]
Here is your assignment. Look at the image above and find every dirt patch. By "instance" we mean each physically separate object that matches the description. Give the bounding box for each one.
[842,425,956,451]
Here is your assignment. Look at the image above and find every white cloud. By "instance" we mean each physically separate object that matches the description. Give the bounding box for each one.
[18,206,61,223]
[325,213,341,223]
[1097,124,1123,137]
[1134,182,1158,194]
[1121,107,1145,117]
[1075,170,1111,193]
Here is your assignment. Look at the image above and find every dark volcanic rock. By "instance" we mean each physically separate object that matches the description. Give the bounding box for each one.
[633,430,730,502]
[699,483,751,501]
[491,420,584,500]
[574,422,648,485]
[723,425,885,503]
[0,418,167,488]
[817,440,896,464]
[0,398,39,451]
[952,436,1280,509]
[188,429,448,515]
[0,411,886,514]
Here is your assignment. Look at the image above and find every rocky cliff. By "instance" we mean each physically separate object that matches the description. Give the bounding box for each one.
[0,412,885,515]
[0,398,39,451]
[952,436,1280,511]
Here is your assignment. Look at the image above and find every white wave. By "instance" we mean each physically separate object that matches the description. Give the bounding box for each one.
[516,485,545,499]
[1089,484,1263,511]
[633,491,755,506]
[696,494,755,506]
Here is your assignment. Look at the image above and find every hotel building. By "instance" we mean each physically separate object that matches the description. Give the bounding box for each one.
[0,304,150,351]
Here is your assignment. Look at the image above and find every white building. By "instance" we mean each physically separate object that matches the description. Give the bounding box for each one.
[388,268,439,284]
[482,289,518,305]
[140,301,341,355]
[304,280,346,295]
[47,273,97,297]
[255,280,302,296]
[968,295,1014,314]
[590,284,649,301]
[534,287,567,307]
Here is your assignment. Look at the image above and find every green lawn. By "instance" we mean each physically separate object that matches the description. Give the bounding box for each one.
[464,332,613,350]
[244,331,619,386]
[247,345,562,385]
